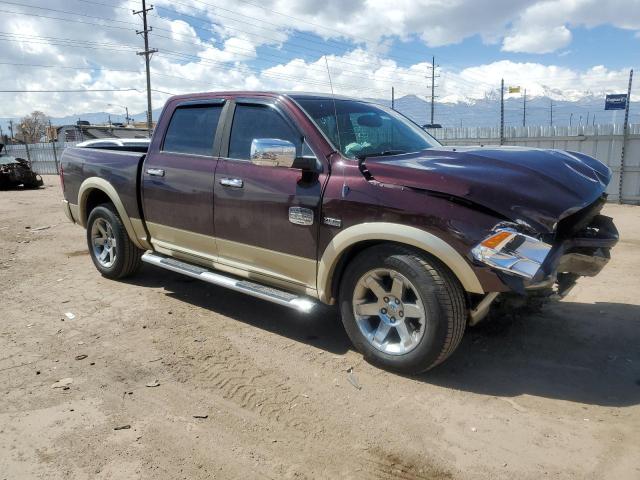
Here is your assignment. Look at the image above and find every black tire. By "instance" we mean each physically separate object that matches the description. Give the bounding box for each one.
[86,203,142,279]
[339,244,467,374]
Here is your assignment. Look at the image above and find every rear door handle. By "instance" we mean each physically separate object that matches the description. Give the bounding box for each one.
[146,168,165,177]
[219,177,243,188]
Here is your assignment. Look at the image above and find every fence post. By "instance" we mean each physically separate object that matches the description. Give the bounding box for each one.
[500,78,505,146]
[619,69,633,204]
[24,142,31,164]
[51,140,59,174]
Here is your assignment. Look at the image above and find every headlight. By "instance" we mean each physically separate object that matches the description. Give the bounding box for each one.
[471,228,552,279]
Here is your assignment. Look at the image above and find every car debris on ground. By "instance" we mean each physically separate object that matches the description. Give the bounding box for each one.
[0,143,44,190]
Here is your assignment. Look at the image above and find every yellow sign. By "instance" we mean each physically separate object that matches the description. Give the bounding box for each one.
[508,86,521,94]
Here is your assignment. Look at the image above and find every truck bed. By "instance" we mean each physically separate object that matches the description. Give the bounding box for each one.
[61,147,146,224]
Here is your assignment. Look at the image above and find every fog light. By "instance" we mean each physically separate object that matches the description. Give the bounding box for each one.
[471,229,552,279]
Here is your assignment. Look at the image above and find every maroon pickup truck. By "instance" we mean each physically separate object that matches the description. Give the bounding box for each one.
[60,91,618,373]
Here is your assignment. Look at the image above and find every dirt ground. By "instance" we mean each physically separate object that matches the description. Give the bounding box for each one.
[1,177,639,480]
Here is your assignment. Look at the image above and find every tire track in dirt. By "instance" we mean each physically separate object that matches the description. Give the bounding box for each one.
[164,339,325,436]
[358,448,454,480]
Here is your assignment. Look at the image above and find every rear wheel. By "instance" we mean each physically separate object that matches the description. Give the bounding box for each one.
[339,244,467,373]
[86,203,142,279]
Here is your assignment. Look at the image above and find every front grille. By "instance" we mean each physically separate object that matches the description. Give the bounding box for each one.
[556,194,606,240]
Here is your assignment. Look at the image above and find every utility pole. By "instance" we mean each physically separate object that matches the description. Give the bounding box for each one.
[522,88,526,127]
[134,0,157,136]
[619,68,633,204]
[500,78,504,145]
[8,119,14,143]
[391,86,395,110]
[550,100,553,127]
[569,113,573,126]
[430,56,435,125]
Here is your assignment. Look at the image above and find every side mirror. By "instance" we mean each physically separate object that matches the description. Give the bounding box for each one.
[250,138,296,168]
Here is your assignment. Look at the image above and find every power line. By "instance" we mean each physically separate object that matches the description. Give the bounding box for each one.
[8,0,631,95]
[0,2,436,90]
[0,35,398,98]
[5,0,433,85]
[150,1,432,73]
[188,0,438,62]
[0,88,138,92]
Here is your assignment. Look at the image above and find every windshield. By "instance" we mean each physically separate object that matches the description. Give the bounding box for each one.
[294,97,440,158]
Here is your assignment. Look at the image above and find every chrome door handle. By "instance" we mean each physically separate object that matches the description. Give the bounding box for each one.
[219,177,243,188]
[146,168,165,177]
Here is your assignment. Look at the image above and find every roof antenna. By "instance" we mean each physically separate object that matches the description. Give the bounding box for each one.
[324,56,349,198]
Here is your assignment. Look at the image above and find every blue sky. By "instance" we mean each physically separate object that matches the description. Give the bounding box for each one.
[383,25,639,72]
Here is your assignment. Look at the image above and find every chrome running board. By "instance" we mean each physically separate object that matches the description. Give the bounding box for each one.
[141,251,317,313]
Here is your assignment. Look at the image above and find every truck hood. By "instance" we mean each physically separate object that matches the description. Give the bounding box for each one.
[364,146,611,233]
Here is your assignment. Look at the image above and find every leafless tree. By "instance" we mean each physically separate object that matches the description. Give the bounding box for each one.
[17,111,49,143]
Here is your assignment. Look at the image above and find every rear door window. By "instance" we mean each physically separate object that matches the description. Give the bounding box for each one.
[163,104,222,156]
[228,104,301,160]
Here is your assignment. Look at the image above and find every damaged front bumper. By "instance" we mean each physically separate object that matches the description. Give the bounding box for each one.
[494,214,619,296]
[542,214,618,296]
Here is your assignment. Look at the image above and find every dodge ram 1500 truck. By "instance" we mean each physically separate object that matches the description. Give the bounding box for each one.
[60,91,618,373]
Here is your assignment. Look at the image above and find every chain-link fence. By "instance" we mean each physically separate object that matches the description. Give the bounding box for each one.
[4,142,79,175]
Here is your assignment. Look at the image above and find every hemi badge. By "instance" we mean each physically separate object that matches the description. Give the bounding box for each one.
[323,217,342,228]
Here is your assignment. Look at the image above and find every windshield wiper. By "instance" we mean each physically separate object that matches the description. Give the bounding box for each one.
[355,150,406,160]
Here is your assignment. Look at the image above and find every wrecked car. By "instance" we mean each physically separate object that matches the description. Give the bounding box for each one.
[0,143,43,189]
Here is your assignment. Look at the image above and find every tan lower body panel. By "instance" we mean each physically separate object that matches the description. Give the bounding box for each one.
[130,218,150,250]
[146,222,317,297]
[68,202,79,223]
[215,237,317,289]
[146,222,218,261]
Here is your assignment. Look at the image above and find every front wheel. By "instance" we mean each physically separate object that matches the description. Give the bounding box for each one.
[339,245,467,374]
[86,203,142,279]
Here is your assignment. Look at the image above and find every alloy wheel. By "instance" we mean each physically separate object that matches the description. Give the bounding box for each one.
[90,217,117,268]
[352,268,426,355]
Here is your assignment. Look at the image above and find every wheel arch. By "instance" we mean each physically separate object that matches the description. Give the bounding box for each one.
[317,223,484,303]
[78,177,147,250]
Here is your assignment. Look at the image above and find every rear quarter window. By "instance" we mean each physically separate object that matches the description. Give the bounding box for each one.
[163,105,222,156]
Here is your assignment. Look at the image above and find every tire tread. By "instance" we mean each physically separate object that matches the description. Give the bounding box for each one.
[391,246,466,370]
[88,203,142,279]
[339,243,468,373]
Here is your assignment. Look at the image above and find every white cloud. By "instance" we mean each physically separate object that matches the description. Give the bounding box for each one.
[501,0,640,53]
[446,61,633,102]
[502,25,572,53]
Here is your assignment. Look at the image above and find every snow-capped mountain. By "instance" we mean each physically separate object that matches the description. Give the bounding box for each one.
[1,93,637,137]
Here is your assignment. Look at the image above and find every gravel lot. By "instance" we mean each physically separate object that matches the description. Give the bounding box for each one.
[1,177,639,479]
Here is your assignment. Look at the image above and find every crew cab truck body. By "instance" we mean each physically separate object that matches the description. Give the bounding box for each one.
[60,92,618,373]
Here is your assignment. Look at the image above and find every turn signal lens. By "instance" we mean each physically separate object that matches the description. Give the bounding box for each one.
[472,228,552,279]
[480,231,513,249]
